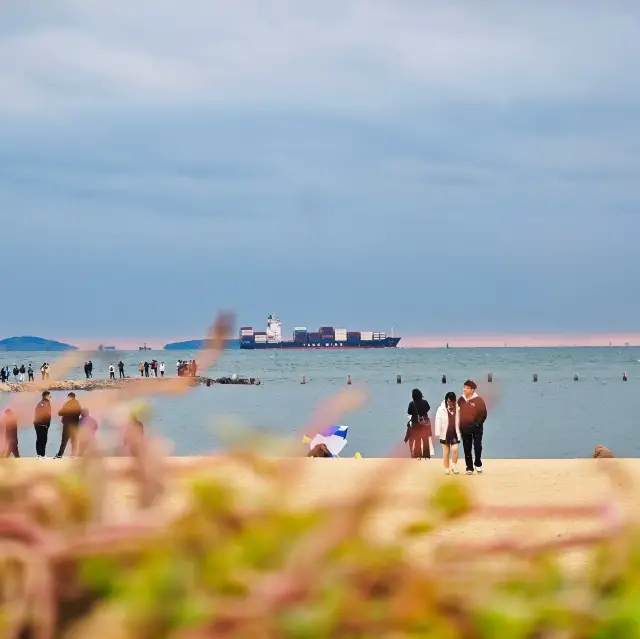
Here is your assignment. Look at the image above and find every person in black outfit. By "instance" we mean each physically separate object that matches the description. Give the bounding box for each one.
[144,361,150,377]
[88,361,93,378]
[84,362,90,379]
[55,392,82,458]
[405,388,432,459]
[0,368,6,383]
[2,408,20,457]
[34,391,52,458]
[118,361,125,378]
[27,364,34,382]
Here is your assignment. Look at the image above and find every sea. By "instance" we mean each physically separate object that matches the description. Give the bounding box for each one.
[1,347,639,458]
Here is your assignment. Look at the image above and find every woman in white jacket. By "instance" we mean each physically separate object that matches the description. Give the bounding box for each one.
[434,391,461,474]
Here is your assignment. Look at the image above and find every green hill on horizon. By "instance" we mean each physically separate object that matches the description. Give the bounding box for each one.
[0,336,78,352]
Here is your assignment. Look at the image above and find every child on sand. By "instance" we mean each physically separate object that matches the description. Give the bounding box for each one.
[434,392,461,475]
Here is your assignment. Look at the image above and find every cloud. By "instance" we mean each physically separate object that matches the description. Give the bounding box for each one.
[1,1,640,116]
[0,1,639,337]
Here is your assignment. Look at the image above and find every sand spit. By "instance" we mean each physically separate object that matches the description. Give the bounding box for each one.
[0,375,260,393]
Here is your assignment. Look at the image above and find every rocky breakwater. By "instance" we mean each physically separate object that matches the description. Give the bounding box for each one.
[0,375,261,393]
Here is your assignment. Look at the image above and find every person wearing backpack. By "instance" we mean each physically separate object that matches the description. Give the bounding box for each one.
[404,388,433,459]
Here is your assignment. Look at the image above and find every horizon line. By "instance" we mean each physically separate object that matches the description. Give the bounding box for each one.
[2,332,640,350]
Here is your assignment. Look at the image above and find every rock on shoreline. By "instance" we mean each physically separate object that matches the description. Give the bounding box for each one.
[0,376,260,393]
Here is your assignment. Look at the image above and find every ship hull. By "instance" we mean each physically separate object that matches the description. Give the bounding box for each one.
[240,337,401,350]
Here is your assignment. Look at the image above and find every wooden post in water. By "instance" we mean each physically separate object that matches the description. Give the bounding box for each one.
[488,372,493,383]
[396,374,401,384]
[441,374,447,384]
[347,375,352,385]
[533,374,538,382]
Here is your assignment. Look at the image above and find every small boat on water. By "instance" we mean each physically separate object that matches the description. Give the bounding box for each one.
[138,343,151,351]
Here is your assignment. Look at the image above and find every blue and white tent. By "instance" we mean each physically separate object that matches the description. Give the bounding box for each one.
[306,424,349,457]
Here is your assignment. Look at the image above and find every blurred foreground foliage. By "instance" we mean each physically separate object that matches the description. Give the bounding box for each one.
[1,449,639,639]
[1,313,639,638]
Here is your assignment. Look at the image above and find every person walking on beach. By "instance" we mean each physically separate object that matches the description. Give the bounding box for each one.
[139,361,144,377]
[84,362,90,379]
[405,388,433,459]
[1,408,20,458]
[34,391,52,458]
[108,364,115,379]
[88,361,93,378]
[18,364,26,382]
[144,361,150,377]
[27,364,34,382]
[55,392,82,458]
[159,361,165,377]
[40,363,46,380]
[118,361,125,378]
[458,380,488,475]
[435,392,461,475]
[0,368,6,383]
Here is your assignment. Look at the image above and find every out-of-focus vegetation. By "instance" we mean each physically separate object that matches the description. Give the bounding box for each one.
[1,313,639,638]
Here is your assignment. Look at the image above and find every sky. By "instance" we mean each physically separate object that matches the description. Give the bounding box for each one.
[1,0,639,347]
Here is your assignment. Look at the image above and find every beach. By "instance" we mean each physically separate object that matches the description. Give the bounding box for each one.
[3,457,636,572]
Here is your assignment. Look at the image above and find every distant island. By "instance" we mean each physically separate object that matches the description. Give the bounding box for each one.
[0,336,78,352]
[164,339,239,350]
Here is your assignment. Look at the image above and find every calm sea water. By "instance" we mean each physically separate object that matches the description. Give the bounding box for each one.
[1,347,639,458]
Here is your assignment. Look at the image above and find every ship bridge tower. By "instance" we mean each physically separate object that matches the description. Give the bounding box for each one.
[266,314,282,343]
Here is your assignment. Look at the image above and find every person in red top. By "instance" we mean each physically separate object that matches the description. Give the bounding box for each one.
[458,380,488,474]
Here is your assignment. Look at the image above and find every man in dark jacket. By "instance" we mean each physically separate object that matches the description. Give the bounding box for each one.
[55,392,82,458]
[27,364,34,382]
[34,391,52,458]
[458,379,488,474]
[118,361,125,378]
[2,408,20,458]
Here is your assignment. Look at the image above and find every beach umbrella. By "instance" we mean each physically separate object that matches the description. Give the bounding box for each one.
[303,424,349,457]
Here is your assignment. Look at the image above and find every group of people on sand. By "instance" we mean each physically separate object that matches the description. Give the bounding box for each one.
[138,360,165,377]
[177,360,198,377]
[0,363,51,383]
[405,379,488,475]
[1,391,145,458]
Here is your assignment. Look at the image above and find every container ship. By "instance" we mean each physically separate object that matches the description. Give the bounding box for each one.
[239,315,401,349]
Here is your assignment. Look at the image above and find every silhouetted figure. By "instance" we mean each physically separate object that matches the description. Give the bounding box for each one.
[84,362,90,379]
[118,361,125,378]
[27,364,34,382]
[144,361,150,377]
[88,361,93,378]
[55,392,82,458]
[34,391,52,458]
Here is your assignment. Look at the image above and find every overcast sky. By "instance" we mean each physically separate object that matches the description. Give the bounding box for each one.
[1,0,639,344]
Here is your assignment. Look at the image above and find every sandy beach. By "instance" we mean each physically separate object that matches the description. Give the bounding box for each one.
[3,457,637,573]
